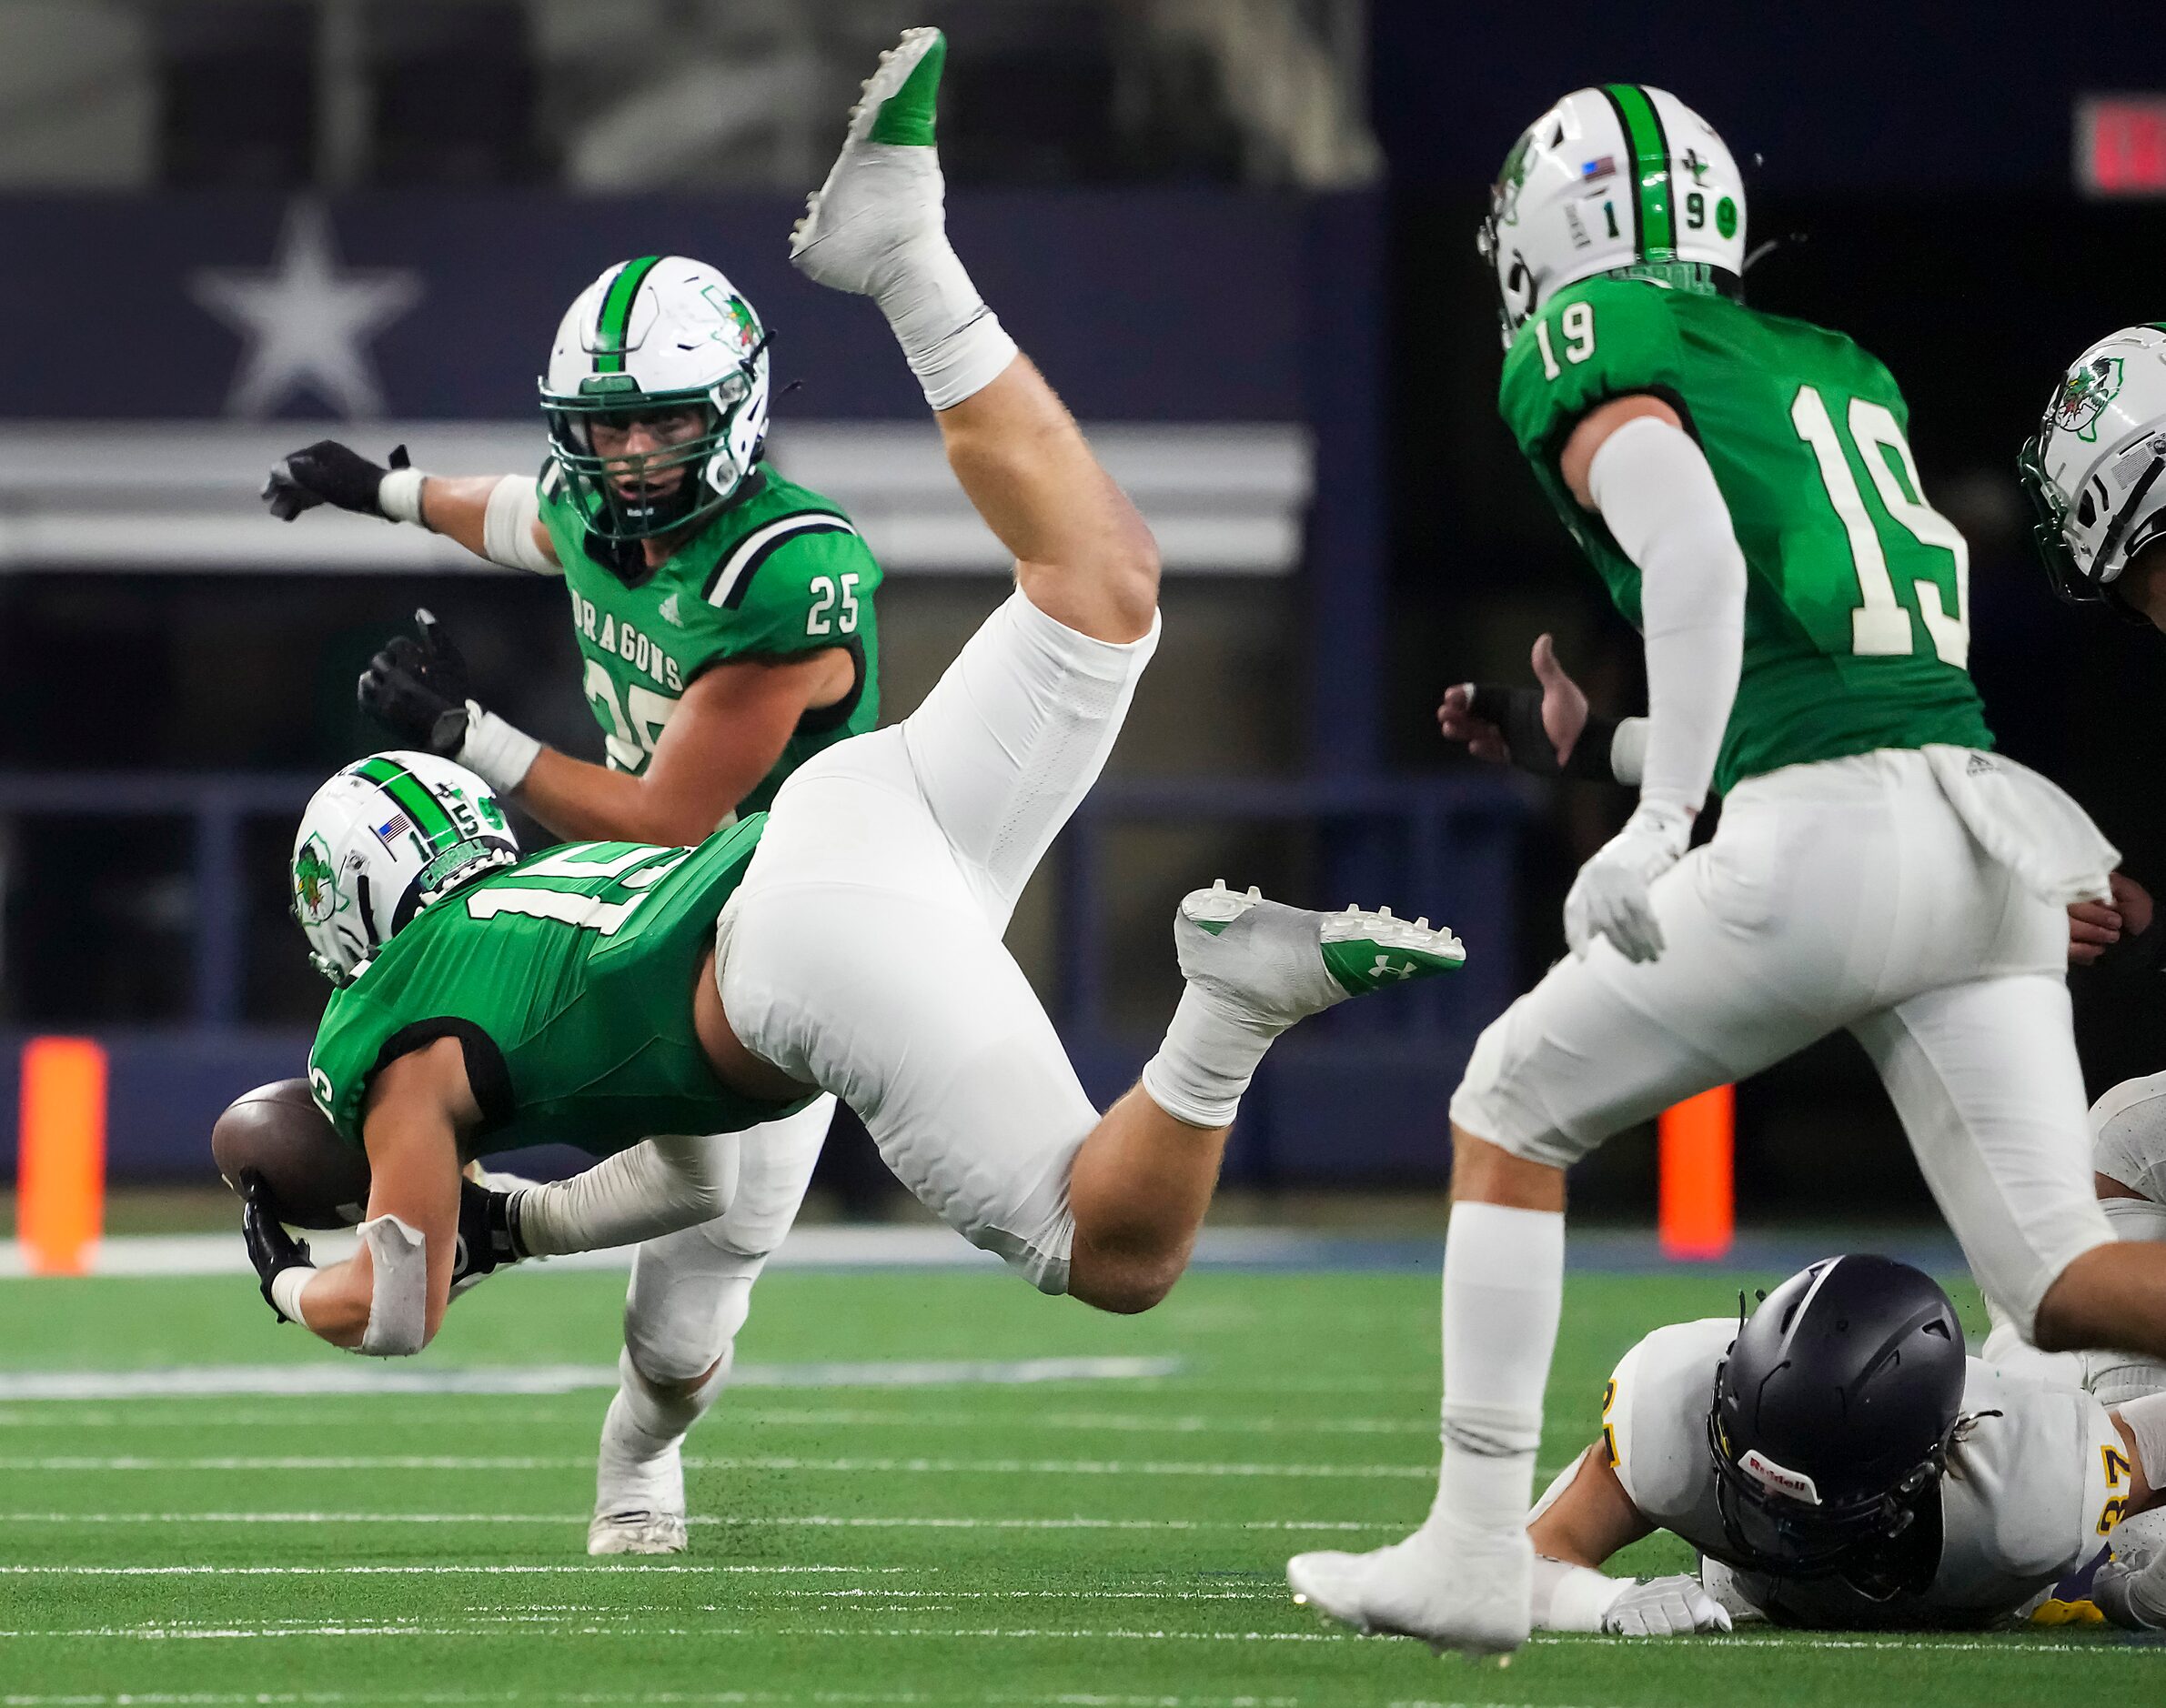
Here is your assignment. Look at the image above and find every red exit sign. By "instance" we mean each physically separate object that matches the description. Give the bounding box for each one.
[2079,95,2166,196]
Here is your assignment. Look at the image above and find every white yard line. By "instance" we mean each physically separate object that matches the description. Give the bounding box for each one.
[0,1618,2146,1653]
[0,1405,1431,1437]
[0,1563,904,1576]
[0,1452,1429,1479]
[0,1511,1397,1531]
[0,1357,1179,1402]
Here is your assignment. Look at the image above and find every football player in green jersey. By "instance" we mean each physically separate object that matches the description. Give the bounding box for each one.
[1290,85,2166,1658]
[251,26,1466,1496]
[261,253,882,1554]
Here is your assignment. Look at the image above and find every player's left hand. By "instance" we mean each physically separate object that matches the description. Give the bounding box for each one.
[1565,799,1691,963]
[239,1170,314,1322]
[358,608,473,756]
[1438,634,1591,771]
[1600,1574,1734,1637]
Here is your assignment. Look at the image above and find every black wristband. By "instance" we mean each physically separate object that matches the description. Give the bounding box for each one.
[1463,683,1624,783]
[1562,716,1619,783]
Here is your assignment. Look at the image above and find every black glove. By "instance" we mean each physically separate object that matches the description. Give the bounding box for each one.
[263,441,409,522]
[358,608,473,756]
[239,1170,314,1322]
[450,1178,526,1296]
[1463,682,1620,782]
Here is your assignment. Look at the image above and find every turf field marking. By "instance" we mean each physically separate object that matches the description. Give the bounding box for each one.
[0,1511,1398,1531]
[0,1405,1433,1437]
[0,1356,1179,1402]
[0,1563,905,1576]
[0,1452,1431,1478]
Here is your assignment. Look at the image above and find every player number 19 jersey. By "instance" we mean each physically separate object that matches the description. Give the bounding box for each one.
[1500,278,1993,794]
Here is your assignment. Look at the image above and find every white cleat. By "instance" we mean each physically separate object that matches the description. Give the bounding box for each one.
[589,1387,689,1558]
[587,1509,688,1557]
[1174,879,1465,1026]
[1288,1531,1533,1658]
[789,27,951,296]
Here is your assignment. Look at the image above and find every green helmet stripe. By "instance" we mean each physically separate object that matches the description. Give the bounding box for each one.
[1603,84,1675,262]
[354,757,462,852]
[591,256,662,376]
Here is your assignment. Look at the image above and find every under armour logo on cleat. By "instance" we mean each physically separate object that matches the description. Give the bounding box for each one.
[1371,955,1417,981]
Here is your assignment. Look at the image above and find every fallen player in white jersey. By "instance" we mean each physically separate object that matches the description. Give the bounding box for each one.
[1469,1257,2166,1633]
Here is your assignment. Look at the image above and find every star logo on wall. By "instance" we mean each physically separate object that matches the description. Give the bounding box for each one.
[190,201,424,418]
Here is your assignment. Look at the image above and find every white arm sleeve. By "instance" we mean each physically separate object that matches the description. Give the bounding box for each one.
[482,476,559,575]
[511,1132,740,1257]
[1586,417,1747,814]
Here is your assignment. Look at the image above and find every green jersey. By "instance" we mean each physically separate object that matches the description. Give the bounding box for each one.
[1499,277,1991,793]
[306,822,806,1156]
[538,464,884,817]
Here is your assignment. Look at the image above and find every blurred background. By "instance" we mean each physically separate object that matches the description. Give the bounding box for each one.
[1,0,2163,1238]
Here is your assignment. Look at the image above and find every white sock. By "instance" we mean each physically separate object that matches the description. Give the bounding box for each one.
[1139,983,1283,1129]
[873,241,1017,410]
[1420,1201,1565,1549]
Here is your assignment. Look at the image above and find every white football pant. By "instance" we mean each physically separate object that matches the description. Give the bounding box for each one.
[718,588,1160,1294]
[1453,749,2115,1339]
[620,1094,835,1387]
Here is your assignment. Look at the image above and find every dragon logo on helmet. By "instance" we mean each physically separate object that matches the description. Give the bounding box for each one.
[293,835,341,924]
[2053,356,2125,443]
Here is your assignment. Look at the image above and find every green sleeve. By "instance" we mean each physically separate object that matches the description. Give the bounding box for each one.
[307,990,391,1148]
[1497,279,1689,463]
[680,524,882,673]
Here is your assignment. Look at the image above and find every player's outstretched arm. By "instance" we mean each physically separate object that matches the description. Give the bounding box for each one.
[256,1040,473,1354]
[263,440,559,573]
[1525,1438,1729,1636]
[788,28,1157,644]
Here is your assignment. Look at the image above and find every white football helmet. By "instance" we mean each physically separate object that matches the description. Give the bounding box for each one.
[2020,325,2166,611]
[1477,84,1748,347]
[539,255,771,545]
[292,751,519,986]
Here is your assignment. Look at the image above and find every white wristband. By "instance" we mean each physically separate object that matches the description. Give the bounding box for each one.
[379,467,427,527]
[458,702,542,794]
[1530,1554,1629,1633]
[1611,717,1648,786]
[269,1265,315,1327]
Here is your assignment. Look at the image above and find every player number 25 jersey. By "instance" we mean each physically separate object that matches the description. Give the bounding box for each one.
[537,465,883,818]
[1501,278,1993,794]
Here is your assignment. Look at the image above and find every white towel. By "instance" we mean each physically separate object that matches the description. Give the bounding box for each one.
[1922,746,2118,908]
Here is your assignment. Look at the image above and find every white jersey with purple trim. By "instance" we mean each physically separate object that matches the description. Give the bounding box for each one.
[1598,1318,2128,1628]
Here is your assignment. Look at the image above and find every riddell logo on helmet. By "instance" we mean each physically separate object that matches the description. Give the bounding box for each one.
[1740,1449,1822,1506]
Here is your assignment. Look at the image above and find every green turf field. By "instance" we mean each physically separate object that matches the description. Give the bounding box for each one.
[0,1260,2153,1706]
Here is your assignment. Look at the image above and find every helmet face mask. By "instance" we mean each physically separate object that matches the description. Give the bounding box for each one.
[1479,85,1748,348]
[540,256,773,548]
[1701,1256,1967,1595]
[291,752,520,986]
[2020,326,2166,618]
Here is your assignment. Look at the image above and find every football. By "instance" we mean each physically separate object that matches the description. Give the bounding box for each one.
[209,1078,371,1230]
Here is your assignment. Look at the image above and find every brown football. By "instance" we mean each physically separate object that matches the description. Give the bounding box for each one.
[210,1078,371,1230]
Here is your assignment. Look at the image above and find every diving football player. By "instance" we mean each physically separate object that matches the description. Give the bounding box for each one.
[250,30,1464,1405]
[1288,86,2166,1655]
[1523,1257,2166,1634]
[263,255,882,1556]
